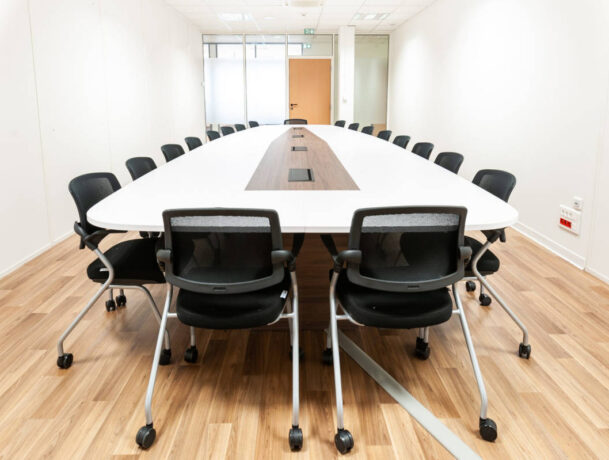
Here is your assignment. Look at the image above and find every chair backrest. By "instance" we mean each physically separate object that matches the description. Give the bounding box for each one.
[207,130,220,141]
[161,144,185,162]
[472,169,516,202]
[412,142,434,159]
[185,136,203,151]
[345,206,468,293]
[249,121,259,128]
[393,135,410,149]
[284,119,308,125]
[361,125,374,135]
[235,124,246,131]
[126,157,157,181]
[220,126,235,136]
[377,130,392,141]
[69,172,121,235]
[434,152,464,174]
[161,209,285,295]
[335,120,346,127]
[348,123,359,131]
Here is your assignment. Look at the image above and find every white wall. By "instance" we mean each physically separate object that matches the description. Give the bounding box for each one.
[387,0,609,281]
[0,0,204,277]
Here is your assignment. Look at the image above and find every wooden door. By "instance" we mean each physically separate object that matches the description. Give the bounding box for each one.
[288,59,331,124]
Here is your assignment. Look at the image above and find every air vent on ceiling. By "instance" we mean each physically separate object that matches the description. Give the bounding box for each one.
[286,0,323,7]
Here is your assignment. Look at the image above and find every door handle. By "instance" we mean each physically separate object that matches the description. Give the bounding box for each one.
[290,103,298,109]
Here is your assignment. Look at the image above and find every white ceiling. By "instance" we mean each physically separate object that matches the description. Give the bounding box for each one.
[164,0,436,34]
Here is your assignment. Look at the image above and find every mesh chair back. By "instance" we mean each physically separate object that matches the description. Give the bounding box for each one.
[412,142,434,159]
[161,209,285,294]
[284,119,308,125]
[126,157,157,181]
[472,169,516,202]
[435,152,464,174]
[161,144,185,162]
[348,123,359,131]
[361,125,374,135]
[335,120,346,127]
[249,121,259,128]
[69,172,120,235]
[207,130,220,141]
[235,124,246,131]
[345,206,468,292]
[377,130,392,141]
[393,135,410,149]
[185,137,203,151]
[221,126,235,136]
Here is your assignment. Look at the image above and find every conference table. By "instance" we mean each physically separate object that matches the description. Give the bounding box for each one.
[88,125,520,458]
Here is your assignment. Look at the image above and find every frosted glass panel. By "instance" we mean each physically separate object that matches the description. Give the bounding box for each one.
[288,35,333,56]
[204,36,245,127]
[246,36,286,125]
[354,35,388,127]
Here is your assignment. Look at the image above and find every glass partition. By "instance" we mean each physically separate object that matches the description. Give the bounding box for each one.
[245,35,286,125]
[288,34,333,57]
[203,35,245,129]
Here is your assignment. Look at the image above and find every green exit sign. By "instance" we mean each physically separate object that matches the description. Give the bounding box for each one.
[304,28,315,35]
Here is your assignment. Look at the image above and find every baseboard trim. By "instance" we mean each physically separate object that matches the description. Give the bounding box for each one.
[585,267,609,285]
[512,222,586,269]
[0,231,72,280]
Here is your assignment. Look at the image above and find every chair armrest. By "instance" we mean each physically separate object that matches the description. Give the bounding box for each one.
[458,246,473,264]
[482,228,506,244]
[333,250,362,273]
[157,249,172,271]
[74,222,113,250]
[272,250,296,271]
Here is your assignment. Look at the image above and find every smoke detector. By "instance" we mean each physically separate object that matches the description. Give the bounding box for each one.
[285,0,323,7]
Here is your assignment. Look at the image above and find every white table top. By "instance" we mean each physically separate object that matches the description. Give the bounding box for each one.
[88,125,518,233]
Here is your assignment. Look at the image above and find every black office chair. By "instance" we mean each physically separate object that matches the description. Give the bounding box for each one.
[135,208,303,451]
[463,170,530,358]
[206,130,220,141]
[284,119,308,125]
[434,152,464,174]
[235,124,246,131]
[361,125,373,135]
[161,144,185,162]
[323,206,497,453]
[126,157,156,181]
[348,123,359,131]
[377,130,392,141]
[334,120,346,127]
[249,121,259,128]
[185,137,203,151]
[393,135,410,149]
[56,173,170,370]
[220,126,235,136]
[412,142,434,159]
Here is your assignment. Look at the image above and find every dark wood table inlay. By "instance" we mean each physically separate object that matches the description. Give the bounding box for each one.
[246,128,359,190]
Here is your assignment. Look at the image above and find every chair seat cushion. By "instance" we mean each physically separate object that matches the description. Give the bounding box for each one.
[336,272,453,329]
[464,236,500,275]
[176,270,291,329]
[87,238,165,284]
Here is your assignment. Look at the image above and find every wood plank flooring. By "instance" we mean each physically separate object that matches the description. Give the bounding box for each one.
[1,229,609,458]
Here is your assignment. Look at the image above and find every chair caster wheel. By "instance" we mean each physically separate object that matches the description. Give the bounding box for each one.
[159,349,171,366]
[518,343,531,359]
[116,294,127,307]
[465,281,476,292]
[136,424,156,449]
[289,426,303,451]
[105,299,116,311]
[334,429,354,454]
[479,293,492,306]
[479,418,497,442]
[57,353,73,369]
[184,346,198,363]
[414,337,430,360]
[322,348,333,365]
[289,346,304,362]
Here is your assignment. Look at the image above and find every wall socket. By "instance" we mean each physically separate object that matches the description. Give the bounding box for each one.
[559,205,581,235]
[572,196,583,211]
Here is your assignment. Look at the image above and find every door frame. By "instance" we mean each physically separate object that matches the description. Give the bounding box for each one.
[286,56,334,124]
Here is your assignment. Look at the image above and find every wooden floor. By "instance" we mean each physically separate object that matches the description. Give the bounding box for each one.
[1,229,609,459]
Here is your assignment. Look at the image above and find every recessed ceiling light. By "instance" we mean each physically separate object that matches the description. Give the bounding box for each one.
[353,12,390,21]
[264,16,274,20]
[218,13,252,21]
